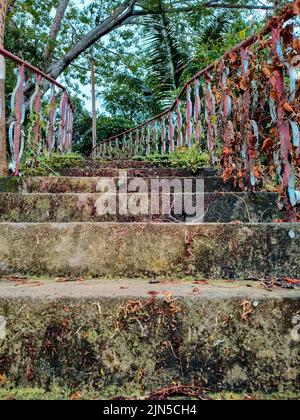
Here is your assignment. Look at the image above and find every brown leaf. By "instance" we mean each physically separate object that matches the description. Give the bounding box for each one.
[253,166,263,179]
[229,52,238,64]
[293,0,300,15]
[283,102,294,113]
[261,138,273,153]
[239,77,248,91]
[284,278,300,285]
[261,65,272,79]
[222,167,233,183]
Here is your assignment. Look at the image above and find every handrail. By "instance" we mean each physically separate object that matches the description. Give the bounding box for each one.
[95,2,296,147]
[94,1,300,222]
[0,47,74,175]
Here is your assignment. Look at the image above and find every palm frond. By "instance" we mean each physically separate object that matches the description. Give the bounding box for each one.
[143,8,189,106]
[199,15,229,44]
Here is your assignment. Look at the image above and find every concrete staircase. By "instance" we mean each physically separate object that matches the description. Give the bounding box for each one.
[0,160,299,399]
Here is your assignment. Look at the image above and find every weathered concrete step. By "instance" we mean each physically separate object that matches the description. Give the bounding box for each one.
[0,192,281,223]
[59,167,219,177]
[82,159,218,172]
[0,223,298,278]
[1,176,240,194]
[0,278,299,395]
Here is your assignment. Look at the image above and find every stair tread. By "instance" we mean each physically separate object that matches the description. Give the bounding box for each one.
[0,277,298,299]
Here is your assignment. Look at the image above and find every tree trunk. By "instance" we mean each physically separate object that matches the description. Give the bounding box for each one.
[0,0,8,176]
[44,0,70,68]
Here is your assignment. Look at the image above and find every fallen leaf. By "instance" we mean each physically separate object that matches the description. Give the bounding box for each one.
[193,280,209,285]
[283,102,294,113]
[284,278,300,285]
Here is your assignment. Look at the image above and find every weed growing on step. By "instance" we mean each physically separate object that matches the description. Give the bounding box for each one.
[20,152,85,176]
[136,145,210,173]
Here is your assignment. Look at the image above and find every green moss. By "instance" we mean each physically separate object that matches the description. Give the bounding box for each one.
[0,177,21,193]
[20,153,85,176]
[0,387,299,400]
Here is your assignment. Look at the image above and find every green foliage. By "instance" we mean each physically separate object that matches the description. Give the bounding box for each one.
[20,152,85,176]
[143,144,210,173]
[72,98,134,156]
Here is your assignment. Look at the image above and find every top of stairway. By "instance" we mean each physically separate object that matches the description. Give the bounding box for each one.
[61,159,219,177]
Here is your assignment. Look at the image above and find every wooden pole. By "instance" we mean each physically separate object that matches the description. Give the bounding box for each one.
[0,0,8,175]
[91,59,97,157]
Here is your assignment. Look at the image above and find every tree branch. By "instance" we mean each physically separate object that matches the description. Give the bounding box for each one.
[45,0,138,79]
[133,3,274,16]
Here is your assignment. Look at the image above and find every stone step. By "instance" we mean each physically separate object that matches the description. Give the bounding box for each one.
[0,222,298,278]
[81,159,217,171]
[0,278,299,396]
[1,176,240,194]
[59,167,219,177]
[0,192,281,223]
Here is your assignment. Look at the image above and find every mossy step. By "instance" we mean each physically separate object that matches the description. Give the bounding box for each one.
[4,176,241,194]
[0,279,299,396]
[60,167,219,177]
[0,192,281,223]
[0,222,298,278]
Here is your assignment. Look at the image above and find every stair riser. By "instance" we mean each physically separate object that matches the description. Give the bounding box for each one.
[10,177,240,194]
[0,193,281,223]
[0,223,298,278]
[0,295,299,394]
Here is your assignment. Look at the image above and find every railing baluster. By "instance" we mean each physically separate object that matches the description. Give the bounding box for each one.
[146,123,151,155]
[9,63,25,176]
[116,137,120,159]
[123,134,127,158]
[194,79,201,144]
[68,105,74,152]
[129,132,133,158]
[59,92,67,153]
[47,83,56,154]
[30,74,42,154]
[161,115,166,156]
[135,129,139,156]
[205,72,216,164]
[168,111,174,153]
[140,126,145,155]
[153,120,158,154]
[176,99,183,148]
[186,84,193,148]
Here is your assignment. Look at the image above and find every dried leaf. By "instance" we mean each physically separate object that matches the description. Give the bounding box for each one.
[229,52,238,64]
[239,77,248,91]
[293,0,300,15]
[253,166,263,179]
[262,138,273,152]
[283,102,294,113]
[262,65,272,79]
